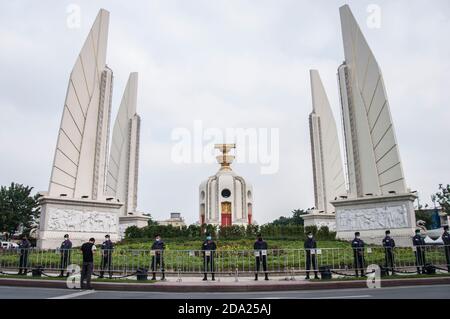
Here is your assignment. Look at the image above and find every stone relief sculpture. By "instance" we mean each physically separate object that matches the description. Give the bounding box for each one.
[47,208,118,233]
[337,205,409,231]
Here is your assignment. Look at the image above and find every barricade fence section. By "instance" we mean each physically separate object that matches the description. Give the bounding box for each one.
[1,246,449,277]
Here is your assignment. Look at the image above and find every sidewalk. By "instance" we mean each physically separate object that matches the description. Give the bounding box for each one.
[1,274,450,292]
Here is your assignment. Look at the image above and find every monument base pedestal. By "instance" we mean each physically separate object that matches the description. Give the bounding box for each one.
[303,211,336,231]
[119,214,151,238]
[331,193,417,247]
[37,197,122,249]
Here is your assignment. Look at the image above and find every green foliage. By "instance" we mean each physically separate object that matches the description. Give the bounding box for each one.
[124,223,336,241]
[434,184,450,214]
[0,183,40,237]
[270,209,308,226]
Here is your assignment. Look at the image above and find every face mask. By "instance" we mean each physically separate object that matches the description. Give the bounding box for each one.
[206,237,212,241]
[356,236,360,239]
[308,235,313,239]
[156,238,160,242]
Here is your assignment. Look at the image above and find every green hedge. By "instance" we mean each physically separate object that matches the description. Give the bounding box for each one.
[124,224,336,241]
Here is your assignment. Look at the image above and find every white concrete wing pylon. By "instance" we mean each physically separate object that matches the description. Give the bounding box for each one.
[106,73,140,216]
[49,9,111,199]
[338,5,407,197]
[309,70,346,213]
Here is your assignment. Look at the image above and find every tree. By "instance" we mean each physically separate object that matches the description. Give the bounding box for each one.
[292,209,308,226]
[434,184,450,215]
[0,183,41,237]
[146,214,158,226]
[270,209,308,226]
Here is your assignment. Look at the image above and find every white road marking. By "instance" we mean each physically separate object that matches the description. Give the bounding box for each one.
[49,290,96,299]
[308,295,372,299]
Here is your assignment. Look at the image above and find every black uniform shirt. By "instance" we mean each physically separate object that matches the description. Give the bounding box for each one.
[151,240,165,255]
[351,238,365,252]
[382,236,396,248]
[442,231,450,246]
[304,238,317,249]
[19,239,31,251]
[202,240,217,251]
[412,234,425,246]
[254,239,268,250]
[101,240,114,251]
[60,239,72,250]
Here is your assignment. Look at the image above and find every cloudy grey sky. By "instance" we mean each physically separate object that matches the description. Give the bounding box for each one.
[1,0,449,224]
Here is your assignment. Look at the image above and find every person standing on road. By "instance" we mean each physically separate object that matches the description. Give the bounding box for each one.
[441,225,450,273]
[351,232,365,277]
[99,234,114,279]
[254,234,269,281]
[202,234,217,281]
[382,230,396,276]
[412,229,426,274]
[18,235,31,275]
[304,232,319,280]
[80,238,96,290]
[150,234,165,281]
[59,234,72,277]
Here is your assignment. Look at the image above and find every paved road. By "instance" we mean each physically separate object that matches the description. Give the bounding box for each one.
[0,284,449,299]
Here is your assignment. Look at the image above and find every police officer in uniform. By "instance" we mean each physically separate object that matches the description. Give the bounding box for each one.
[99,234,114,279]
[18,235,31,275]
[441,225,450,272]
[382,230,396,275]
[412,229,426,274]
[304,231,319,280]
[351,232,365,277]
[202,234,217,281]
[59,234,72,277]
[151,234,165,281]
[254,234,269,281]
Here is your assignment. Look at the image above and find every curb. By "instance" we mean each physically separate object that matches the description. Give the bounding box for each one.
[0,277,450,292]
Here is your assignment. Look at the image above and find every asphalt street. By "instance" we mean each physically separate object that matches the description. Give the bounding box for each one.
[0,284,449,299]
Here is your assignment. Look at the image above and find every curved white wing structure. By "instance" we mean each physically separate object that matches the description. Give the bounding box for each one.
[106,73,140,215]
[48,9,112,200]
[338,5,407,197]
[309,70,346,213]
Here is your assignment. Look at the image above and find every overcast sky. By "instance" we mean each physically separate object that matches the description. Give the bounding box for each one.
[1,1,449,225]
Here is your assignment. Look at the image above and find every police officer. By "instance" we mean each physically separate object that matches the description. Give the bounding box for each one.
[202,234,217,281]
[412,229,426,274]
[151,234,165,281]
[254,234,269,281]
[99,234,114,279]
[304,231,319,280]
[59,234,72,277]
[351,232,365,277]
[441,225,450,272]
[18,235,31,275]
[382,230,396,275]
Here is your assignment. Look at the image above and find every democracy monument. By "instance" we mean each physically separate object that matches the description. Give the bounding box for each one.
[37,9,147,249]
[35,5,420,248]
[305,5,417,246]
[199,144,253,226]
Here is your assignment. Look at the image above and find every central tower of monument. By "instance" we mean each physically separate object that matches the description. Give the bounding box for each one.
[199,144,253,226]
